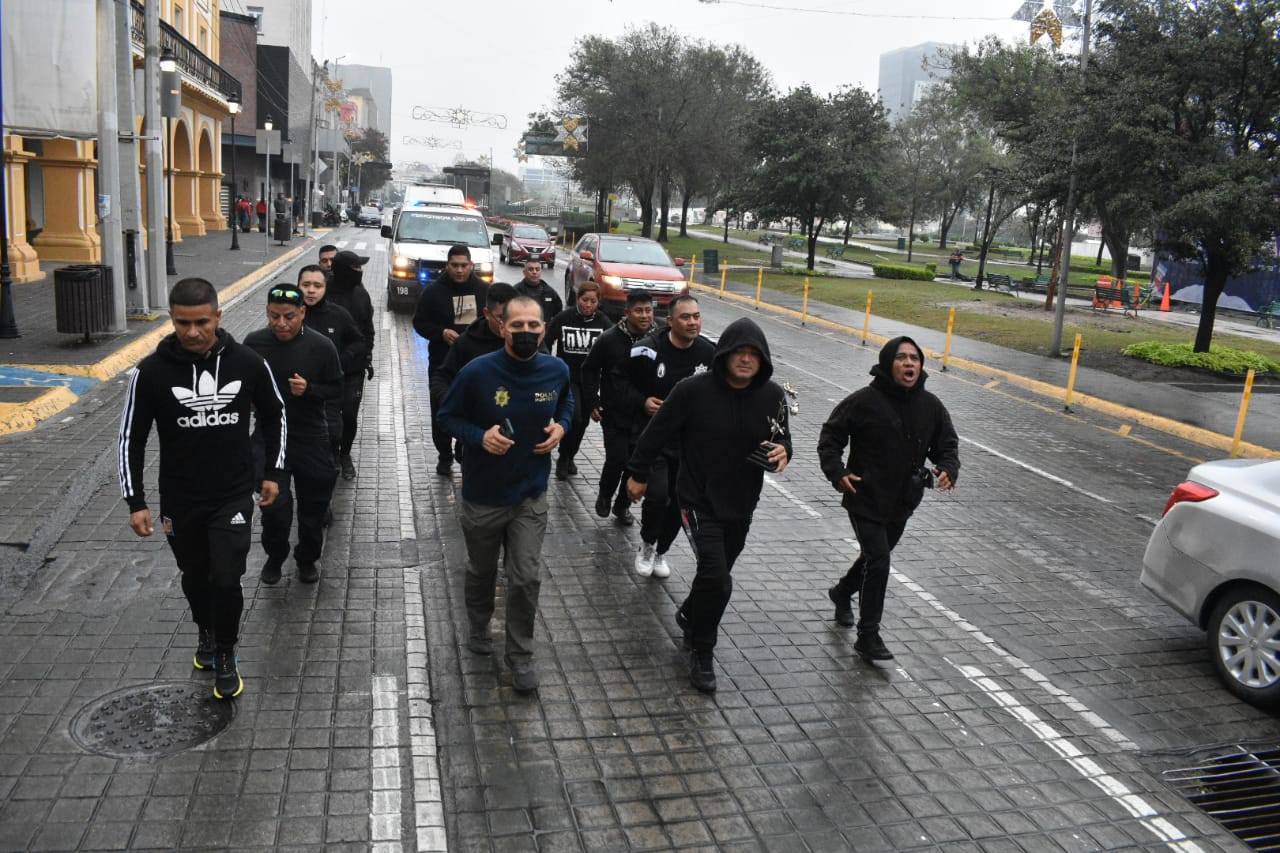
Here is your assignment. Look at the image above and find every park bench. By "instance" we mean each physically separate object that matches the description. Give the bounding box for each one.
[1257,301,1280,329]
[757,233,778,246]
[1020,273,1053,293]
[1092,282,1141,317]
[986,273,1019,295]
[825,244,847,260]
[788,237,806,251]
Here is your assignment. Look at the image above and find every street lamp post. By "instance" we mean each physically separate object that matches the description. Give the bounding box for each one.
[264,116,273,253]
[228,93,241,251]
[160,47,178,276]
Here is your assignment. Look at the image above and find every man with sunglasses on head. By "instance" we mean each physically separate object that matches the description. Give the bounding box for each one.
[244,286,343,585]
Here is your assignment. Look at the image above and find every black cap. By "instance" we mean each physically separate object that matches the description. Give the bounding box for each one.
[333,249,370,269]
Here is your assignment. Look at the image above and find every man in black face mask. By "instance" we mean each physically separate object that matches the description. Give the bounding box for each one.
[326,250,375,481]
[438,295,574,694]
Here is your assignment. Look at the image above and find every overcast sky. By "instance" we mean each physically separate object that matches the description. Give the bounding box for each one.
[312,0,1035,174]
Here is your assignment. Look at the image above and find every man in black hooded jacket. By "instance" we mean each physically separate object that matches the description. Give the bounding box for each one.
[627,317,792,693]
[298,264,366,460]
[817,336,959,663]
[427,282,516,408]
[326,250,375,480]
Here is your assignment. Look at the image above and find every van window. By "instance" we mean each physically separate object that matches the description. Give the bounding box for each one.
[397,211,489,248]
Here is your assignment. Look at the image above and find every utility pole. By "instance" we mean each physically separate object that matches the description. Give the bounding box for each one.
[97,0,126,332]
[117,0,147,315]
[1050,0,1094,356]
[304,58,320,235]
[142,1,167,308]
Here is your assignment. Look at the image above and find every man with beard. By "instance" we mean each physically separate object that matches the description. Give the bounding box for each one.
[438,295,573,693]
[511,259,561,321]
[118,278,285,700]
[545,281,610,480]
[621,294,715,579]
[296,264,366,469]
[579,291,653,525]
[627,318,792,693]
[244,285,343,584]
[818,336,959,663]
[326,250,375,480]
[413,245,489,476]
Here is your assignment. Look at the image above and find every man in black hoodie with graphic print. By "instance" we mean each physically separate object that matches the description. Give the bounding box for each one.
[119,278,286,701]
[626,317,792,694]
[818,336,959,664]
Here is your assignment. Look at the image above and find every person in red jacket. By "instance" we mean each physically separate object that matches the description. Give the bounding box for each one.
[255,198,268,232]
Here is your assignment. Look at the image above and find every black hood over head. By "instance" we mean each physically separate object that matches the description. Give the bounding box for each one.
[870,335,927,395]
[712,317,773,388]
[331,258,363,292]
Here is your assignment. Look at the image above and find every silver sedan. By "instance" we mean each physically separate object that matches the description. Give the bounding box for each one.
[1142,458,1280,709]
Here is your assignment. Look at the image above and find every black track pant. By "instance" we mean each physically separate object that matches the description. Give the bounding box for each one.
[677,509,750,652]
[558,380,588,464]
[427,368,454,464]
[833,512,907,633]
[639,454,682,554]
[261,439,338,566]
[340,373,365,456]
[161,494,254,649]
[597,421,633,511]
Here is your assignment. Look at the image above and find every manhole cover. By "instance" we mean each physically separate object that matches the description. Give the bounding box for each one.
[70,681,235,758]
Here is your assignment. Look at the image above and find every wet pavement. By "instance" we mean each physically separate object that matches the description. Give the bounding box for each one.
[0,224,1276,851]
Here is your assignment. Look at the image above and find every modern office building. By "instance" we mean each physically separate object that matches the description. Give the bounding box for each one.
[878,42,954,121]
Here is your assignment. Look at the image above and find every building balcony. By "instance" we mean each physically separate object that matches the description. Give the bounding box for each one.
[128,1,240,104]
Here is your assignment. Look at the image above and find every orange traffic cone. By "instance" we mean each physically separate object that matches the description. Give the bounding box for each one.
[1159,280,1171,311]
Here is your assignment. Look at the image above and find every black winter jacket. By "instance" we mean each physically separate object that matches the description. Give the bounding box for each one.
[817,335,960,523]
[428,316,505,408]
[118,329,286,512]
[302,297,367,377]
[513,278,563,321]
[412,272,488,372]
[327,264,375,369]
[628,318,792,521]
[579,320,645,427]
[243,326,343,442]
[620,325,716,431]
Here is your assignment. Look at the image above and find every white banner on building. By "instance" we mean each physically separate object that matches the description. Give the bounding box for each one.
[2,0,97,137]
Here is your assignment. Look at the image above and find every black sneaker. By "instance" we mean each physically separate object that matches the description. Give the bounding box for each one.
[828,586,855,627]
[297,561,320,584]
[594,492,612,519]
[854,631,894,662]
[555,460,570,481]
[466,631,493,655]
[689,650,716,693]
[193,627,215,671]
[436,458,453,477]
[509,658,539,693]
[340,454,357,481]
[261,556,284,585]
[566,460,578,476]
[613,507,635,526]
[675,611,692,650]
[213,648,243,699]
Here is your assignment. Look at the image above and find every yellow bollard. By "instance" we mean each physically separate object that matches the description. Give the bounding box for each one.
[1064,333,1082,410]
[942,307,956,371]
[861,291,873,346]
[1230,369,1256,458]
[689,255,697,285]
[719,265,727,296]
[755,268,764,309]
[802,277,810,325]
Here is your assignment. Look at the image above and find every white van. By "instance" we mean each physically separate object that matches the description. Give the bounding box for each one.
[402,183,466,209]
[382,203,494,312]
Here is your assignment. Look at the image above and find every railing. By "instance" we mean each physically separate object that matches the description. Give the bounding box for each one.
[129,1,241,103]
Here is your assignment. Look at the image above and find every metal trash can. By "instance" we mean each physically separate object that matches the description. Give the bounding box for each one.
[273,216,291,244]
[54,264,112,342]
[770,245,784,268]
[703,249,719,275]
[897,237,906,250]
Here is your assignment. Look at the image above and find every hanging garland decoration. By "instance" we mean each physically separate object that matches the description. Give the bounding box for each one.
[1031,7,1064,47]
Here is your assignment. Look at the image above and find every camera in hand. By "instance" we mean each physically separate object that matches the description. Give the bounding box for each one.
[747,441,779,472]
[912,466,935,490]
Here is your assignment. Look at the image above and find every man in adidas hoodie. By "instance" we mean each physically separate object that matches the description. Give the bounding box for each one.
[118,278,286,700]
[626,317,792,693]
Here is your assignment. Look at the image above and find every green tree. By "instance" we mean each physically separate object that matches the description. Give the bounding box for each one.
[348,128,391,199]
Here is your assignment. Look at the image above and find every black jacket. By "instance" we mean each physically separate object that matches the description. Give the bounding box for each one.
[302,297,367,377]
[243,326,343,442]
[118,328,286,512]
[428,316,505,407]
[412,272,488,372]
[579,320,645,427]
[817,335,960,523]
[327,263,375,369]
[513,278,563,321]
[545,306,610,384]
[620,325,716,430]
[628,318,792,521]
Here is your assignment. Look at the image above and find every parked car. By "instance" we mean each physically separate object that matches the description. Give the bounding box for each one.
[563,234,687,321]
[1141,458,1280,709]
[355,205,382,228]
[498,222,556,267]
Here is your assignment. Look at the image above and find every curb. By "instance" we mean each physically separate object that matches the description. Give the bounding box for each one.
[692,281,1278,460]
[0,241,314,437]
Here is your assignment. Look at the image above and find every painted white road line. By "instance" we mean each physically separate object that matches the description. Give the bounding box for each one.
[763,474,822,518]
[955,665,1204,853]
[894,569,1135,751]
[387,320,415,540]
[370,675,404,853]
[404,566,447,852]
[354,241,368,250]
[375,243,387,252]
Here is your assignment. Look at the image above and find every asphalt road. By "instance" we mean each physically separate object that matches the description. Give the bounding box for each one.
[0,223,1266,851]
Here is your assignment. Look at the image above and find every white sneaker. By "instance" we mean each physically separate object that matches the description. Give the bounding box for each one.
[635,542,656,577]
[651,553,670,579]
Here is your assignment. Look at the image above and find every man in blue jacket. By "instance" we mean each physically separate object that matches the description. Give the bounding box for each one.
[438,295,573,693]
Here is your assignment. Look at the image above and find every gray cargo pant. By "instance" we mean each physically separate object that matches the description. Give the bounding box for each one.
[459,493,548,662]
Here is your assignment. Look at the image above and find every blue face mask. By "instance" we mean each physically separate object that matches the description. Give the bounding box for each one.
[510,331,540,359]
